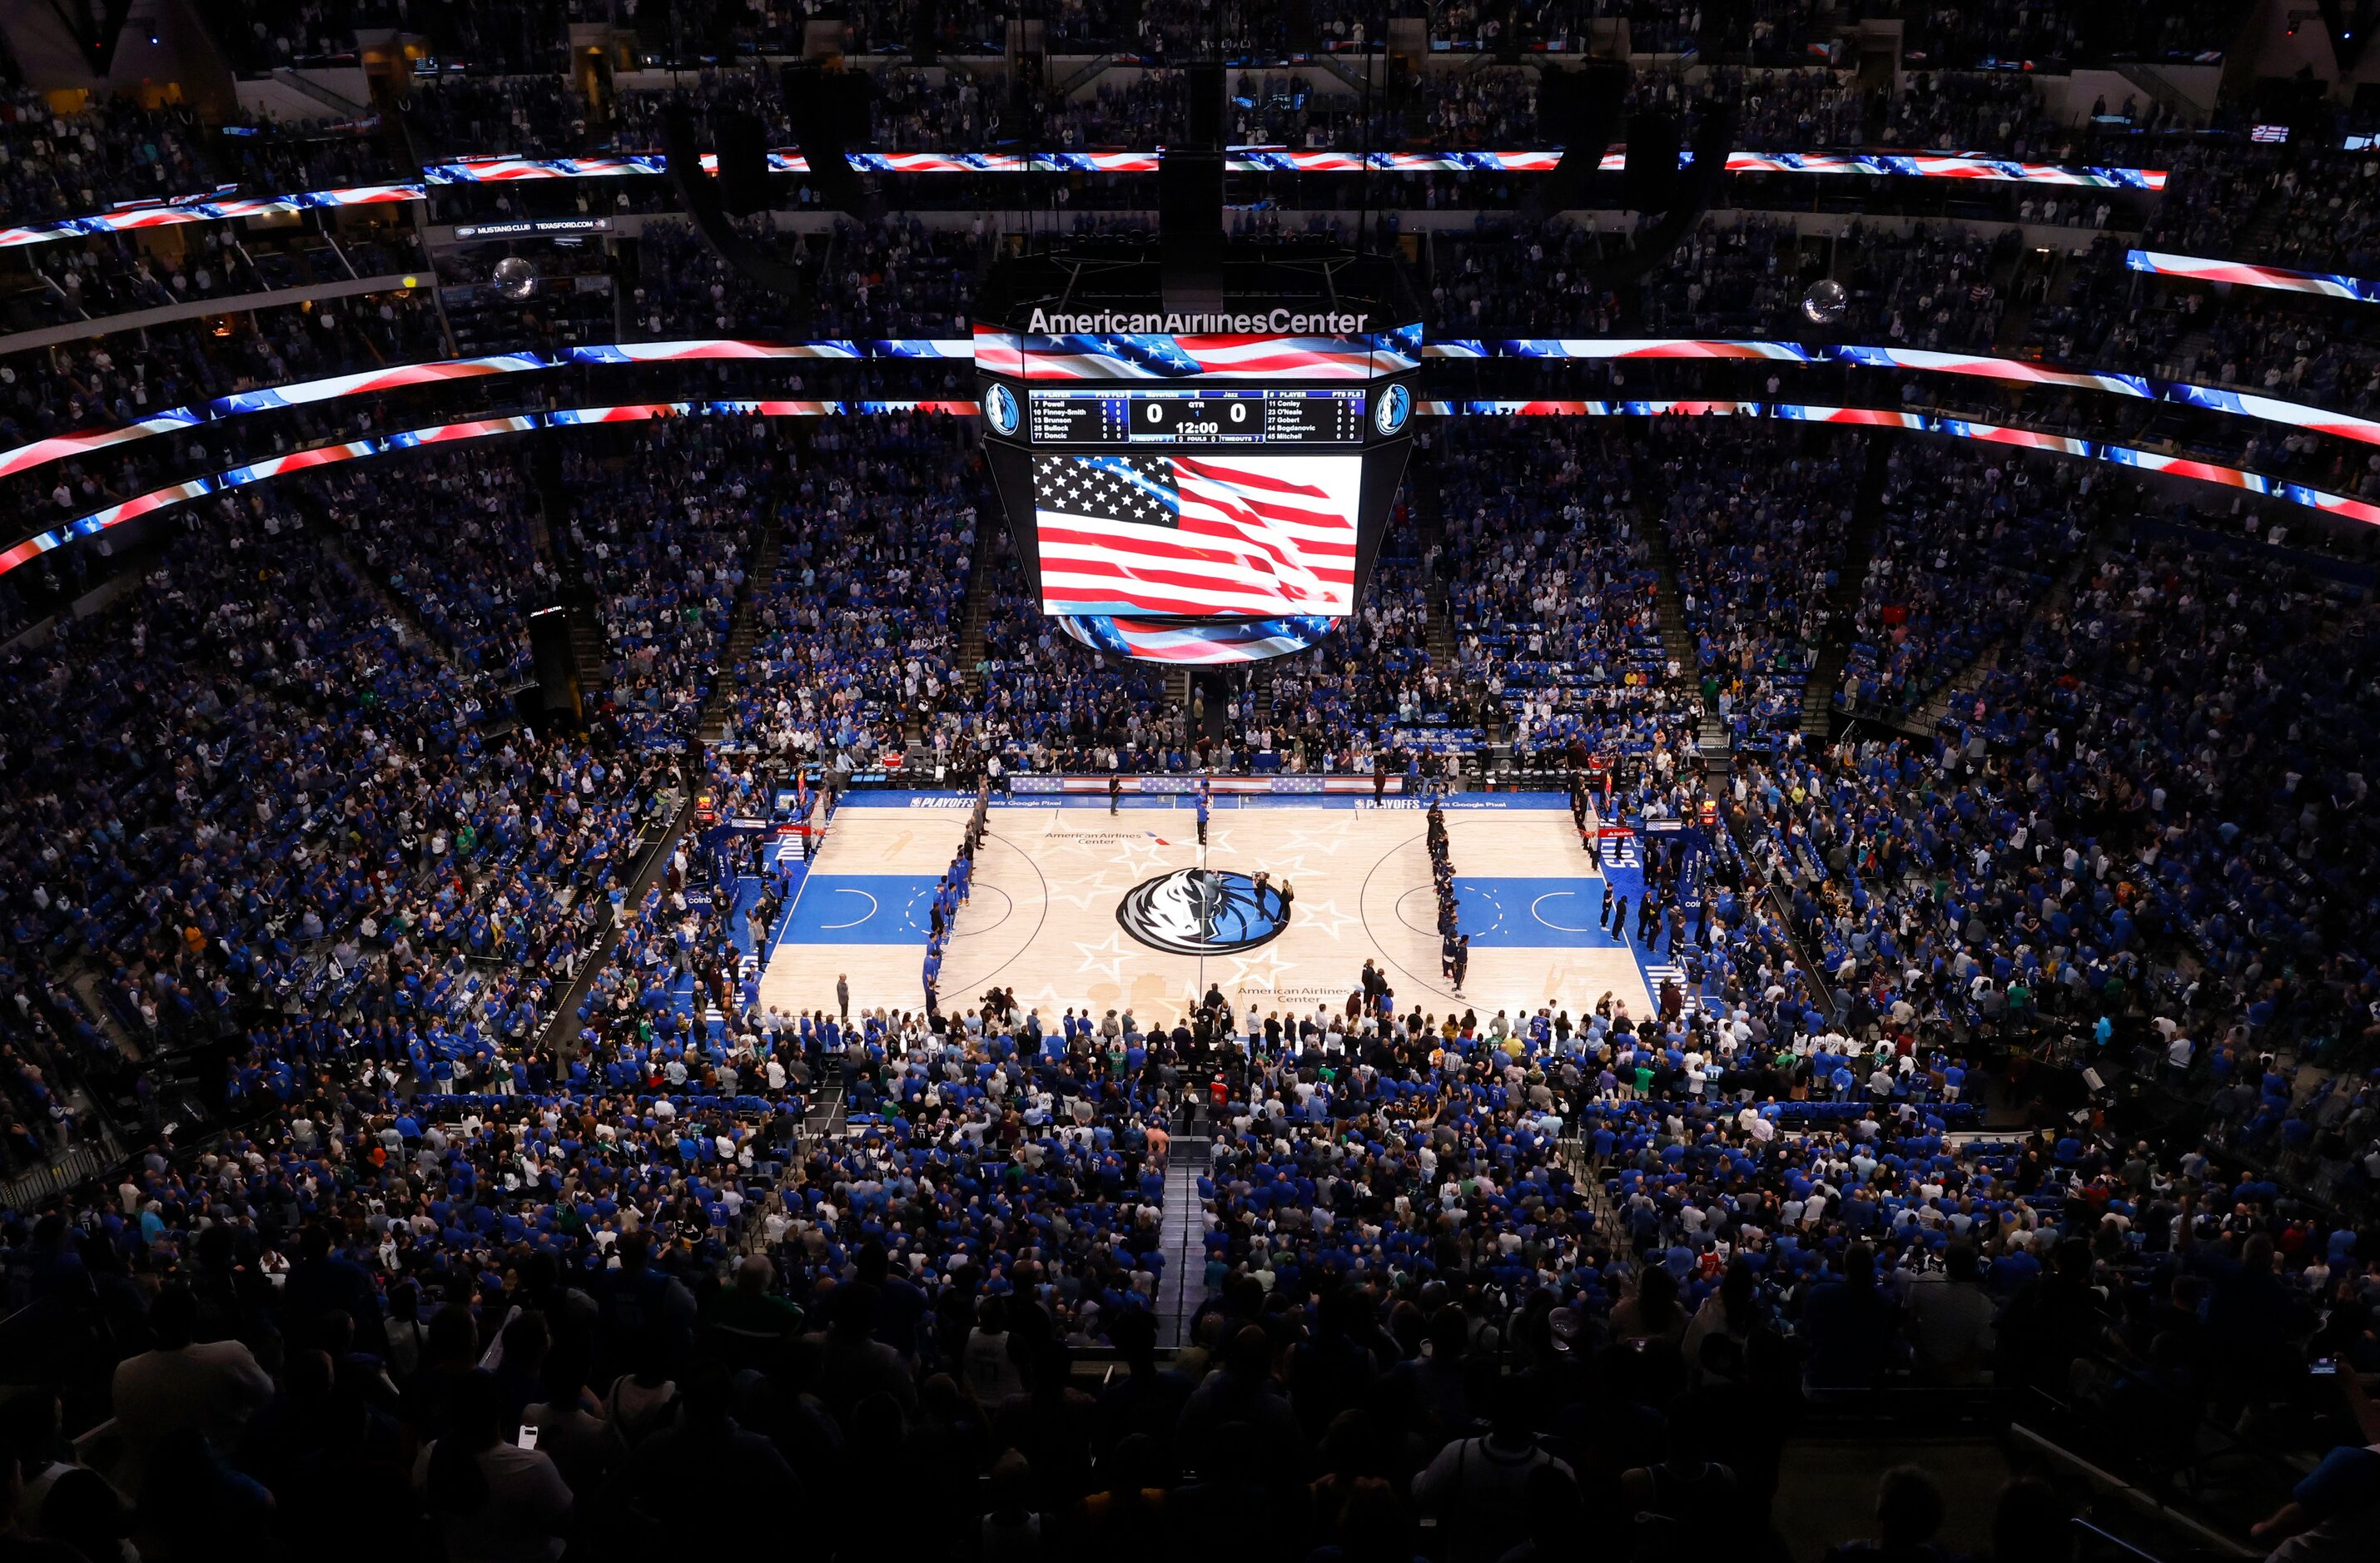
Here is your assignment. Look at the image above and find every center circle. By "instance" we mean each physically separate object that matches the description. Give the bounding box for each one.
[1115,866,1290,956]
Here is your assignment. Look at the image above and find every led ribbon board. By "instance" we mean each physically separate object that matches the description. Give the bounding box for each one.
[0,340,974,483]
[1414,399,2380,529]
[2125,249,2380,304]
[14,396,2373,595]
[0,184,423,249]
[0,146,2168,247]
[3,400,975,579]
[423,146,2164,186]
[13,334,2380,494]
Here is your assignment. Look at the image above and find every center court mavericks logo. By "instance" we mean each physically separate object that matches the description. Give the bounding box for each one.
[1115,867,1289,956]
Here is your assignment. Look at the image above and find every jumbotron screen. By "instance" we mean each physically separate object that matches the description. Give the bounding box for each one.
[1030,451,1361,618]
[974,310,1419,662]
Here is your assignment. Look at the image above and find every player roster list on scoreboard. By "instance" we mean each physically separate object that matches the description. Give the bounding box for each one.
[1028,387,1367,445]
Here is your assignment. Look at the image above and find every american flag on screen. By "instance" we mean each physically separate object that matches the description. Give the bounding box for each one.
[1033,453,1359,618]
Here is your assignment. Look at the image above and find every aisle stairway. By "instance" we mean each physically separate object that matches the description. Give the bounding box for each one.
[956,514,1002,699]
[529,439,615,705]
[1801,430,1896,742]
[1642,509,1725,759]
[1910,540,2102,735]
[1155,1133,1211,1347]
[312,531,456,672]
[802,1074,847,1145]
[698,528,785,743]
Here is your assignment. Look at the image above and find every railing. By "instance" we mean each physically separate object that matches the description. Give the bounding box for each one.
[1757,881,1840,1021]
[0,1140,114,1209]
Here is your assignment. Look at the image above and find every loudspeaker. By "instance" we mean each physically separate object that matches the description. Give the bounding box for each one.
[1533,62,1626,216]
[717,109,773,216]
[1160,148,1225,309]
[1538,63,1623,146]
[708,0,743,61]
[661,103,811,307]
[1159,149,1224,236]
[1282,0,1314,52]
[1623,112,1682,213]
[779,67,879,222]
[1493,0,1525,62]
[1186,61,1225,149]
[611,235,640,337]
[785,67,875,144]
[1007,49,1043,137]
[529,606,582,718]
[1583,102,1737,289]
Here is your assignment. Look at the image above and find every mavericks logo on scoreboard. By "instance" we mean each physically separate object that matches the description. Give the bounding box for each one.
[983,382,1021,435]
[1116,867,1290,955]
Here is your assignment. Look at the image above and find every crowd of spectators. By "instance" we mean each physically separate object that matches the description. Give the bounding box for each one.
[0,417,2374,1563]
[309,451,552,687]
[2142,142,2380,279]
[728,410,978,776]
[0,473,658,1151]
[201,0,568,73]
[1657,418,1849,748]
[625,214,981,342]
[0,87,211,225]
[1835,444,2101,718]
[1,285,442,441]
[1438,419,1691,777]
[556,414,757,751]
[962,538,1194,779]
[7,26,2380,1563]
[1880,0,2247,70]
[1422,215,2015,349]
[1955,520,2379,1073]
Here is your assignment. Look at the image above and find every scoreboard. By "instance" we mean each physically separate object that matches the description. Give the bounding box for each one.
[974,317,1420,664]
[1026,387,1369,445]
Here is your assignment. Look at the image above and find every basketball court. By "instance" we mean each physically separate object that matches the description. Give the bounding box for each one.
[758,794,1657,1030]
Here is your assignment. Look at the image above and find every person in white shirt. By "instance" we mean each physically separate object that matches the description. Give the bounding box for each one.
[111,1285,274,1498]
[418,1369,574,1562]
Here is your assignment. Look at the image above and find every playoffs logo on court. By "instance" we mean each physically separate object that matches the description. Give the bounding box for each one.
[1116,868,1289,956]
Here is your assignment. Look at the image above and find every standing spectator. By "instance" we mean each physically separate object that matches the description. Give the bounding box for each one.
[414,1370,573,1563]
[110,1286,274,1499]
[1412,1381,1572,1563]
[2252,1372,2380,1563]
[1903,1243,1996,1386]
[1801,1244,1896,1390]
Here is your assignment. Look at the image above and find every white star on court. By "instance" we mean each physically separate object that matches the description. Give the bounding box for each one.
[1073,930,1137,984]
[1291,896,1359,942]
[1108,834,1180,874]
[1274,820,1355,856]
[1046,866,1125,911]
[1225,945,1299,985]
